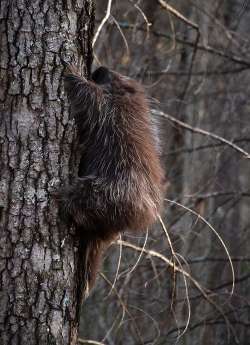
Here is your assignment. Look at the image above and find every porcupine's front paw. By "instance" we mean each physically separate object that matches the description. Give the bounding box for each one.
[51,188,75,224]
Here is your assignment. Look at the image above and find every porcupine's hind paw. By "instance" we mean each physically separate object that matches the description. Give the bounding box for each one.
[52,179,94,227]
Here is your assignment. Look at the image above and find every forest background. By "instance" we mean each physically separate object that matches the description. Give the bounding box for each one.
[80,1,250,345]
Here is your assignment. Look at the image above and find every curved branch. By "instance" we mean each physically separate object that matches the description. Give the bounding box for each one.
[153,109,250,159]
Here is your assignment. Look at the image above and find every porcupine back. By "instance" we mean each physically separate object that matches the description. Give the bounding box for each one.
[63,66,165,291]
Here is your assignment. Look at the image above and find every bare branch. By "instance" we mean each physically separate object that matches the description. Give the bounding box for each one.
[157,0,199,31]
[78,339,106,345]
[92,0,113,48]
[148,66,249,76]
[184,191,250,200]
[164,138,250,156]
[100,272,145,345]
[116,239,233,334]
[164,197,235,298]
[157,1,200,107]
[117,22,250,68]
[188,257,250,263]
[153,109,250,159]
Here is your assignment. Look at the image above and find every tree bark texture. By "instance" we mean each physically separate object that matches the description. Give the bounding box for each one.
[0,1,94,344]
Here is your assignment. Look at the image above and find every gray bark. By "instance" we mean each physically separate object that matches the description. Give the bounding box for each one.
[0,1,94,344]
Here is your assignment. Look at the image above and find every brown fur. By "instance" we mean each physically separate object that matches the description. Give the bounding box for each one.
[58,66,165,292]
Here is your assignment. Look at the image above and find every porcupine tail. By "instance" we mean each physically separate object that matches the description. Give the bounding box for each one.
[81,237,104,298]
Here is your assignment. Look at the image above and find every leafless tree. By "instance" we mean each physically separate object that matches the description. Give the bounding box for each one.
[0,1,94,344]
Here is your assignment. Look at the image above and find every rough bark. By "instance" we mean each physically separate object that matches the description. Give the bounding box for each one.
[0,0,94,344]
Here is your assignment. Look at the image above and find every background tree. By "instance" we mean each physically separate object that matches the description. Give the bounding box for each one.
[80,1,250,345]
[0,1,94,344]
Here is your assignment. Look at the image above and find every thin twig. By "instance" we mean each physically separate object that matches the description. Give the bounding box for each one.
[117,239,233,340]
[78,339,106,345]
[184,191,250,200]
[175,253,191,340]
[107,234,122,296]
[164,138,250,156]
[116,22,250,68]
[188,257,250,263]
[157,0,199,30]
[148,66,249,77]
[126,228,149,276]
[164,198,235,297]
[128,305,161,345]
[153,109,250,159]
[92,0,113,48]
[158,215,177,310]
[100,272,144,345]
[131,0,152,38]
[110,16,130,55]
[157,1,200,108]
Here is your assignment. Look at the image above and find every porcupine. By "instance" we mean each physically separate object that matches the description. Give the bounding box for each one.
[58,65,165,294]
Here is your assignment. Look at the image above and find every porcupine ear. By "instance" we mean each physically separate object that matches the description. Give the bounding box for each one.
[91,66,112,85]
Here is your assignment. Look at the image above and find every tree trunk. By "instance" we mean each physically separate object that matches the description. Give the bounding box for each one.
[0,1,94,344]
